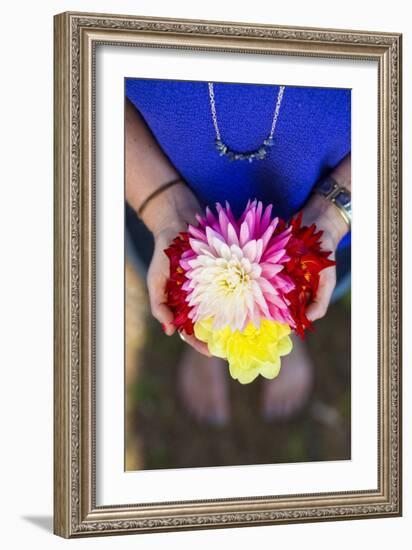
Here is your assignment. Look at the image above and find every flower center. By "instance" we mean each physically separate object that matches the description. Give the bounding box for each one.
[219,261,250,292]
[186,241,266,331]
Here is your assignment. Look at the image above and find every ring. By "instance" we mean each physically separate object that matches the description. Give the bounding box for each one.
[178,331,186,342]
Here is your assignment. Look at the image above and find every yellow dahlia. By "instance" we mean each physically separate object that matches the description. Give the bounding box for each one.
[194,318,293,384]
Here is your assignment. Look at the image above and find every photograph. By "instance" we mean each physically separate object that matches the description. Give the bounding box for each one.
[124,78,352,471]
[1,0,408,547]
[53,11,401,537]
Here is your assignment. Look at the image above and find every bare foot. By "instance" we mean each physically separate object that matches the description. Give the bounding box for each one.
[261,334,314,420]
[177,345,230,426]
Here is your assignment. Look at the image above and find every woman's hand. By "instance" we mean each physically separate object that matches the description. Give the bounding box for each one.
[141,183,212,357]
[299,154,351,322]
[298,195,345,322]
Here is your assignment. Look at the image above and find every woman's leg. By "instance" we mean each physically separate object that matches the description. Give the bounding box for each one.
[261,334,314,419]
[177,348,230,426]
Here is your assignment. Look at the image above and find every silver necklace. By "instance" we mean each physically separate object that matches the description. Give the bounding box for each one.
[207,83,285,162]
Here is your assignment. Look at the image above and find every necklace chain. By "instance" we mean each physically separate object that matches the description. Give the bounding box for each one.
[207,83,285,162]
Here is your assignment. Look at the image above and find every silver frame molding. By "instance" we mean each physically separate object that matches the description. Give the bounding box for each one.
[53,11,402,538]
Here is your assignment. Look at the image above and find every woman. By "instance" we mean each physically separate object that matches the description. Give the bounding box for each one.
[125,79,351,425]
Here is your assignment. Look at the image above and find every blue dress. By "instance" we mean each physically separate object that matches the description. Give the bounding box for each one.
[125,76,351,298]
[126,78,351,251]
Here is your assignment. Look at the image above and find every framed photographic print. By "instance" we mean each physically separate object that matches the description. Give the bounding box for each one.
[53,11,402,538]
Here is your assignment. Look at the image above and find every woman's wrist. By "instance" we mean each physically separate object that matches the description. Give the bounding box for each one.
[139,181,201,237]
[303,153,351,248]
[302,193,349,249]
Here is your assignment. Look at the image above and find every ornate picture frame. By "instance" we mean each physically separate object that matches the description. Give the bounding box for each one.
[53,11,402,538]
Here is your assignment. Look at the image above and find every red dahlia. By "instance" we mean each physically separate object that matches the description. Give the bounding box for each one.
[164,232,194,335]
[282,213,336,339]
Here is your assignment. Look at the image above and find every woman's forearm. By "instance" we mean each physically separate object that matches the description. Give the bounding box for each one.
[125,98,200,235]
[126,98,179,209]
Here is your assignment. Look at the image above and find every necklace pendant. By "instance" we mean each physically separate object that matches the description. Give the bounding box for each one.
[215,139,228,156]
[209,83,285,162]
[256,147,267,160]
[215,139,272,162]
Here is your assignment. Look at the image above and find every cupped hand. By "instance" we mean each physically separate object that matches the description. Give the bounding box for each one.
[299,193,349,323]
[142,185,212,357]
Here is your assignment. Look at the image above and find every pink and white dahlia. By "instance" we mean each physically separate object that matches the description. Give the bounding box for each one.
[179,200,296,332]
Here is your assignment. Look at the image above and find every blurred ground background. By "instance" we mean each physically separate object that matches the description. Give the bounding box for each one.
[125,249,351,472]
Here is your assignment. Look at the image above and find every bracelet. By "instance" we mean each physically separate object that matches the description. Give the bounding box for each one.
[312,175,351,228]
[137,177,185,217]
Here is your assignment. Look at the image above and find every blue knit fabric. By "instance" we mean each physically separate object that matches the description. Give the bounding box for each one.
[126,79,351,248]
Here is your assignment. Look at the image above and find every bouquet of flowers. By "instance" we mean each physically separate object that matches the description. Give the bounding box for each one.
[164,200,335,384]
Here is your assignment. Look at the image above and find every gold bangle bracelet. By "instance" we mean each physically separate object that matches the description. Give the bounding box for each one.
[330,199,351,227]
